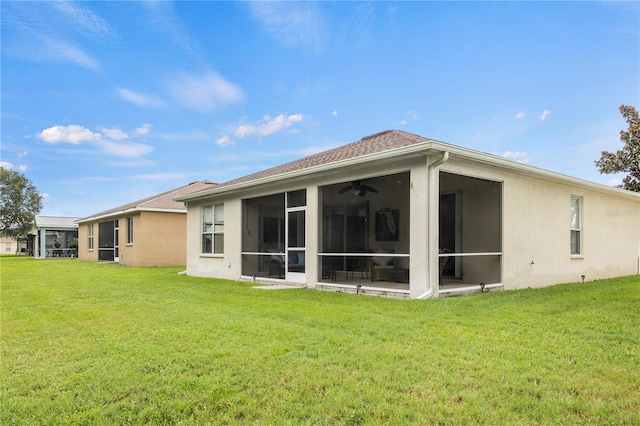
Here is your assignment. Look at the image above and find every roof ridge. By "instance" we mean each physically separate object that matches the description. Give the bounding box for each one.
[360,129,394,140]
[213,129,428,189]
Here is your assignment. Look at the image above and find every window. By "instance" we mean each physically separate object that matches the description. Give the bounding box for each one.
[88,224,94,250]
[127,217,133,244]
[202,205,224,254]
[5,243,11,252]
[570,196,582,255]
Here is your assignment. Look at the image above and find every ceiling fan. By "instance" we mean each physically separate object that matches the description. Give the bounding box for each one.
[338,180,378,196]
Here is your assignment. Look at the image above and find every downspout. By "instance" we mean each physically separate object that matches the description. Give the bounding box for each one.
[423,151,449,299]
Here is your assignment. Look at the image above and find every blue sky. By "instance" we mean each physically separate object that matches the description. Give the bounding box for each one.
[1,1,638,218]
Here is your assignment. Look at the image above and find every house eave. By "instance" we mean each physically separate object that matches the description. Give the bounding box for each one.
[435,142,640,201]
[174,141,437,202]
[75,207,186,224]
[175,139,640,204]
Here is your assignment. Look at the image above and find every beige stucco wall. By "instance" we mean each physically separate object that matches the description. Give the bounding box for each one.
[136,211,187,267]
[186,194,241,280]
[502,175,639,289]
[0,237,19,254]
[441,159,640,290]
[184,153,639,297]
[78,211,187,267]
[118,215,139,266]
[77,223,99,262]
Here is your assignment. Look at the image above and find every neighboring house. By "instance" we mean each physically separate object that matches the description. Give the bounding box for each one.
[175,130,640,299]
[0,236,20,255]
[29,216,80,259]
[76,181,216,267]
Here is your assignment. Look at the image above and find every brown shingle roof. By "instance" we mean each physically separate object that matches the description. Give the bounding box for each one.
[77,180,217,222]
[218,130,430,189]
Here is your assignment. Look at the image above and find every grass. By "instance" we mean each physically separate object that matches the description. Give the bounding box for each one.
[1,256,639,425]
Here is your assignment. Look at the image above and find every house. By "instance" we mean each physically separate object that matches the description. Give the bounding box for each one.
[29,216,80,258]
[76,181,216,267]
[175,130,640,299]
[0,236,20,255]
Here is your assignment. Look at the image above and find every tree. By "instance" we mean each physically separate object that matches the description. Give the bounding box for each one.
[595,105,640,192]
[0,167,43,240]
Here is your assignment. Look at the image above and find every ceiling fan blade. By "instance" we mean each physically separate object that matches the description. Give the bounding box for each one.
[361,185,378,193]
[338,186,353,194]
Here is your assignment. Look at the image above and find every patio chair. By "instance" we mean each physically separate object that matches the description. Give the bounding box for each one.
[268,256,285,279]
[348,256,369,279]
[369,249,395,281]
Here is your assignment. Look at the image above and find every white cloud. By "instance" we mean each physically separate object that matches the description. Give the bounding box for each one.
[101,128,129,140]
[332,110,338,116]
[104,159,156,168]
[131,172,195,181]
[216,135,234,147]
[139,1,193,52]
[234,113,304,139]
[17,150,28,158]
[248,2,325,51]
[38,125,102,144]
[133,123,153,136]
[100,140,154,158]
[503,150,531,164]
[153,130,209,141]
[397,111,418,125]
[540,109,551,121]
[1,162,27,172]
[36,124,154,159]
[117,88,166,108]
[2,2,102,71]
[52,2,113,38]
[515,112,526,119]
[166,71,244,112]
[406,110,420,120]
[44,39,101,70]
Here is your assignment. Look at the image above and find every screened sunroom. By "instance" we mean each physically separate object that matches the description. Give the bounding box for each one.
[241,189,307,284]
[319,171,411,288]
[438,172,503,291]
[238,169,502,294]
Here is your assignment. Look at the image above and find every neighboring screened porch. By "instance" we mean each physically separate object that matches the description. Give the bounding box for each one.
[98,220,119,261]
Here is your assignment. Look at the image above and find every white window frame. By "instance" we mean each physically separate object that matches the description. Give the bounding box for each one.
[570,196,582,256]
[202,205,224,254]
[126,217,134,244]
[88,224,94,250]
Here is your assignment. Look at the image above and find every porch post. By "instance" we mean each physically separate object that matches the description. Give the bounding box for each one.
[306,185,318,289]
[427,152,449,298]
[38,228,46,259]
[409,160,429,298]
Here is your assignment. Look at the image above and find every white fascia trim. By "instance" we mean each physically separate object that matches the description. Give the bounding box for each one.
[75,207,186,224]
[175,140,640,203]
[174,142,436,202]
[434,142,640,201]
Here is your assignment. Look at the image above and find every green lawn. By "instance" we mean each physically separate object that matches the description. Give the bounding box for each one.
[1,257,639,425]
